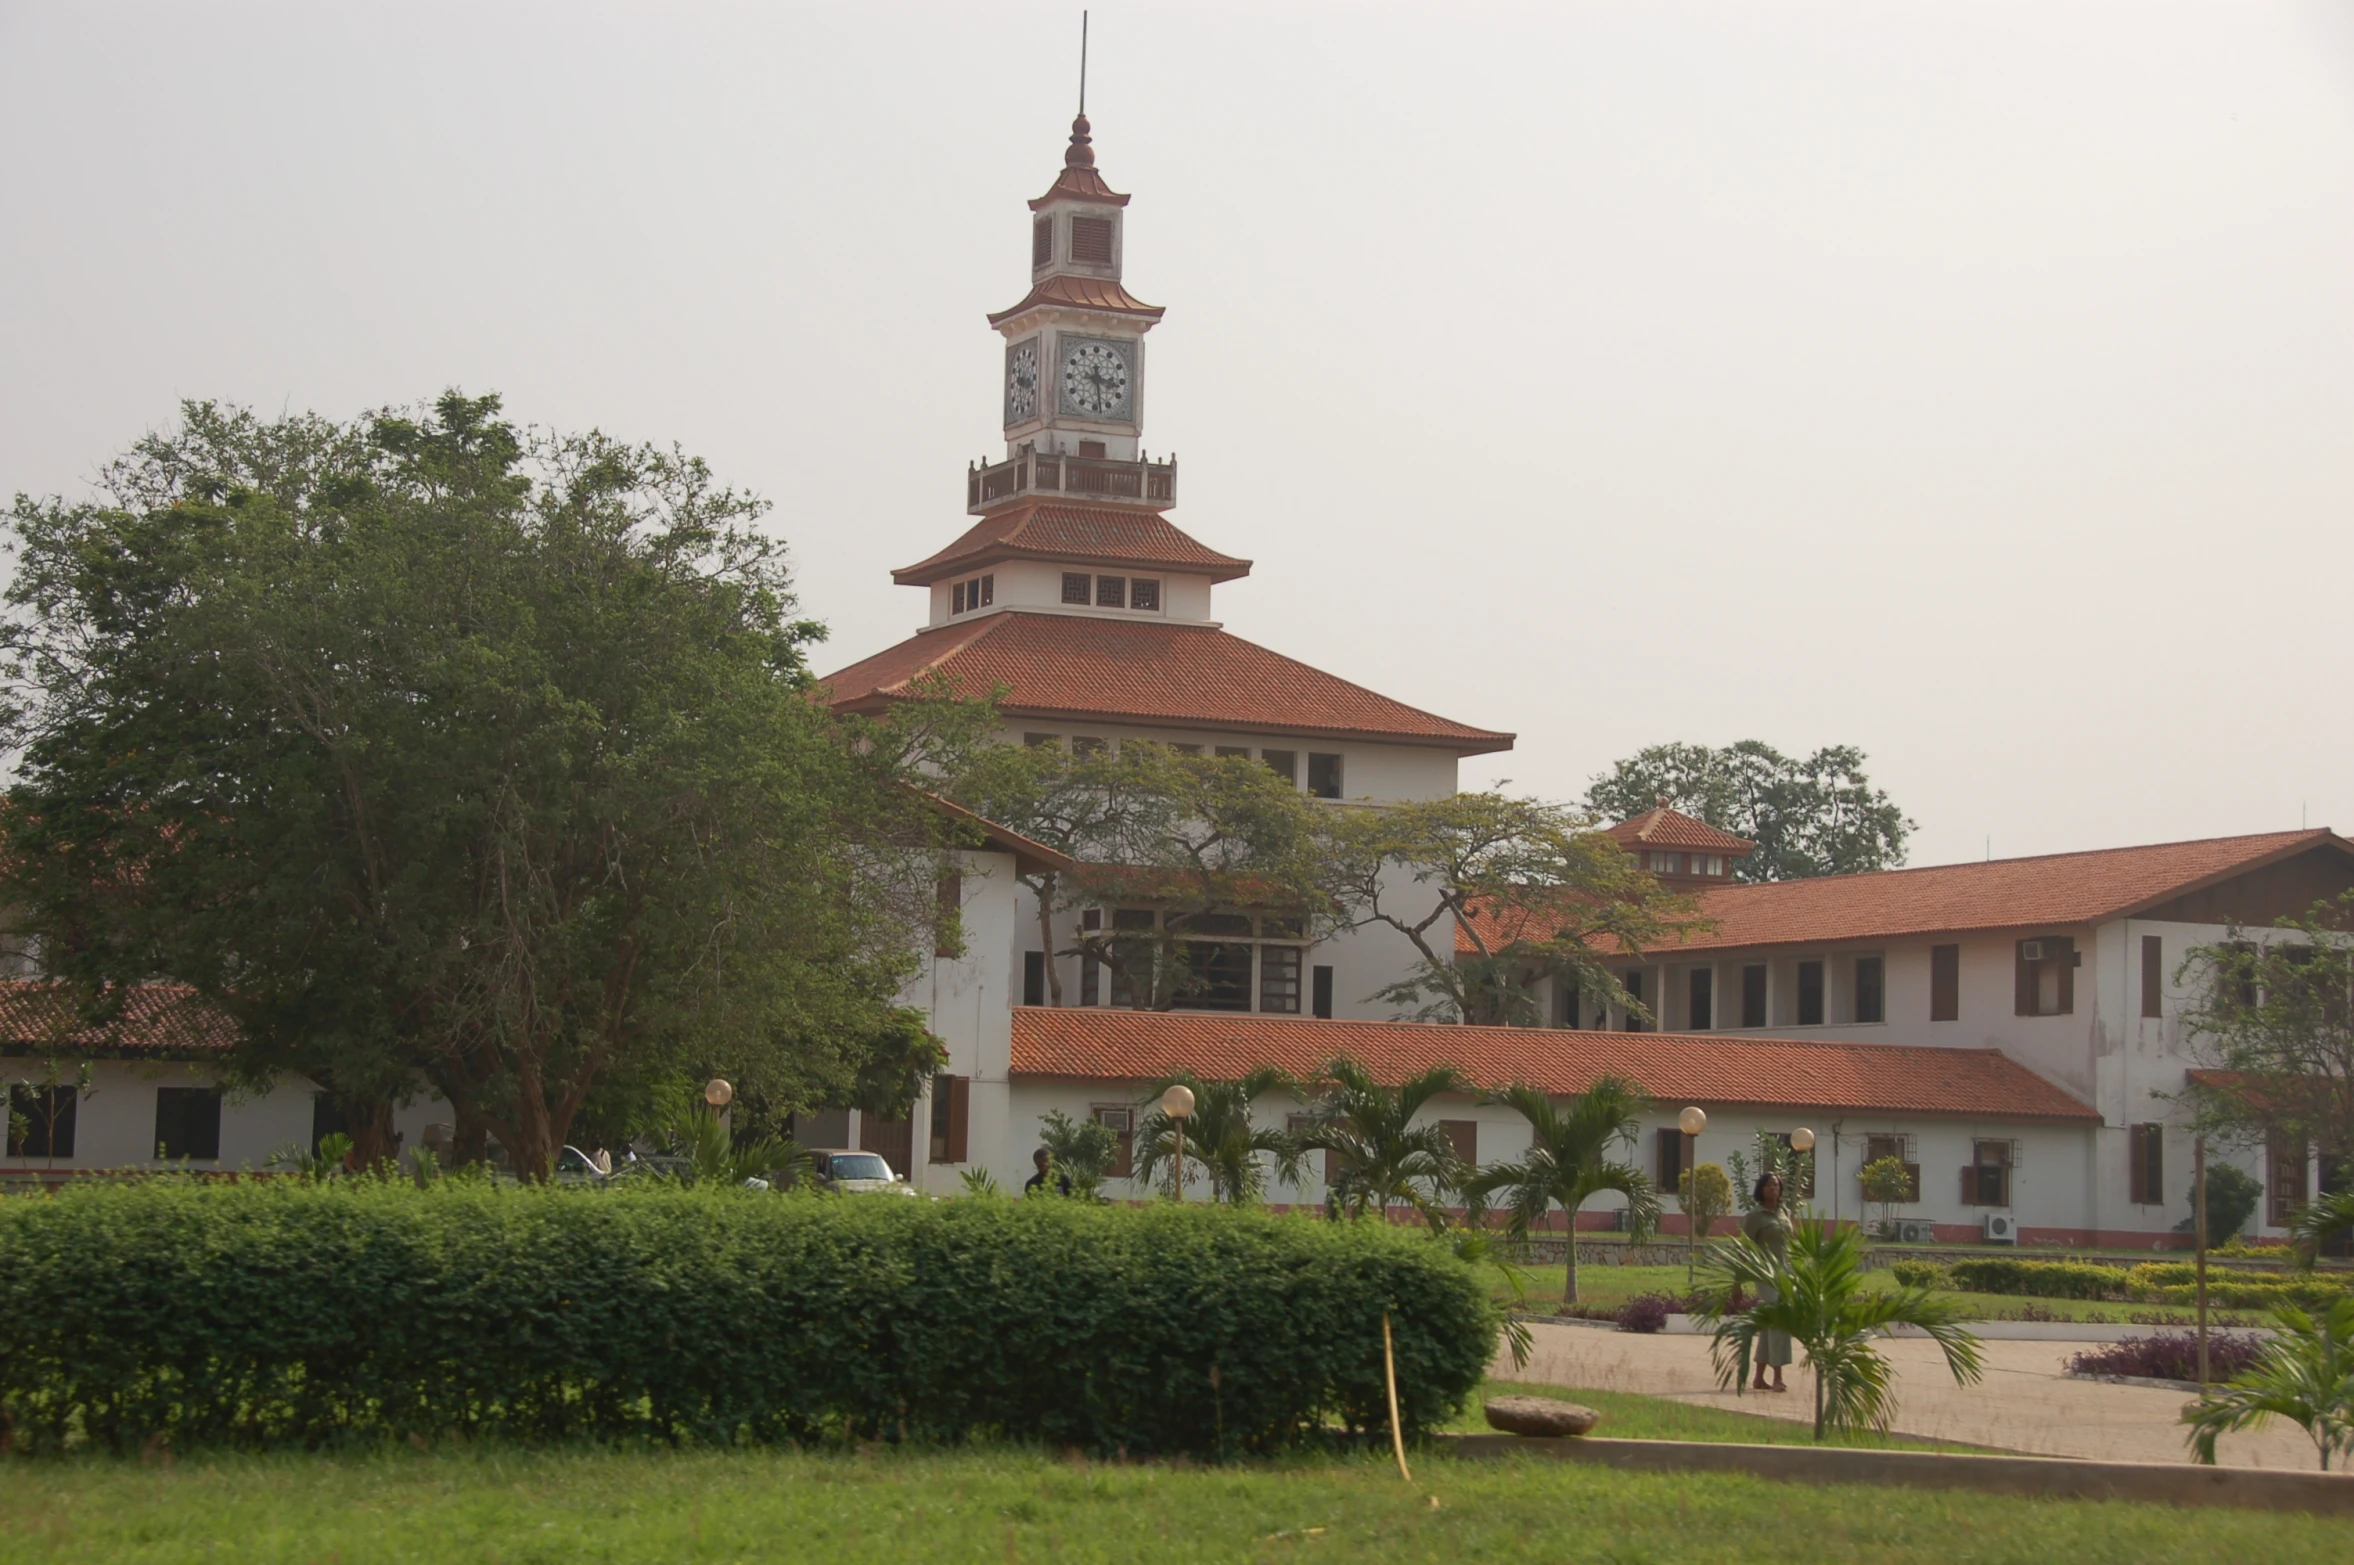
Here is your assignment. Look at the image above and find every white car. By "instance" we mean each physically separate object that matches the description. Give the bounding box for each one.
[806,1149,918,1196]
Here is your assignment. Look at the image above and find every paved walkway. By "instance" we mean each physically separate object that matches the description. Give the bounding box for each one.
[1500,1320,2323,1470]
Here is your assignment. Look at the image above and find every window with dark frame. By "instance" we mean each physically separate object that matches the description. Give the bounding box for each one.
[1023,732,1060,748]
[1854,956,1884,1024]
[979,574,993,607]
[1259,944,1303,1013]
[1655,1126,1695,1193]
[1306,753,1343,799]
[1033,217,1053,266]
[1214,745,1249,759]
[1178,942,1254,1011]
[2129,1123,2165,1205]
[1129,578,1160,611]
[2015,936,2076,1017]
[930,1074,970,1163]
[1080,951,1100,1007]
[1071,736,1107,756]
[1864,1133,1922,1202]
[1796,960,1825,1026]
[1093,1105,1136,1176]
[1439,1119,1478,1169]
[2141,934,2164,1019]
[1963,1139,2013,1207]
[2269,1131,2309,1228]
[1312,965,1334,1019]
[1930,943,1960,1021]
[1741,964,1767,1028]
[1095,575,1126,608]
[6,1084,77,1158]
[1260,749,1297,785]
[1022,951,1046,1006]
[1555,981,1579,1029]
[1070,216,1114,262]
[952,581,965,614]
[1062,571,1092,604]
[1622,969,1646,1032]
[153,1086,222,1162]
[1688,967,1713,1031]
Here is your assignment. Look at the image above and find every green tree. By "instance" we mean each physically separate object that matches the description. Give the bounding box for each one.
[2290,1190,2354,1269]
[1038,1107,1122,1198]
[1294,1056,1466,1226]
[1858,1155,1916,1237]
[0,394,948,1178]
[1699,1219,1984,1440]
[1465,1077,1658,1307]
[1322,792,1706,1026]
[2174,1162,2263,1244]
[1584,741,1913,882]
[2187,1300,2354,1470]
[1727,1129,1817,1211]
[1679,1161,1733,1242]
[1132,1068,1301,1202]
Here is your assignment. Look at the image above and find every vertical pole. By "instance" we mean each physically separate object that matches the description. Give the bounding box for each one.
[2194,1134,2210,1388]
[1381,1310,1412,1483]
[1684,1130,1697,1289]
[1173,1123,1184,1204]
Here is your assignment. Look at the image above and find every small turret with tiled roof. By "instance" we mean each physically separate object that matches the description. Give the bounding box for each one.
[1607,803,1755,887]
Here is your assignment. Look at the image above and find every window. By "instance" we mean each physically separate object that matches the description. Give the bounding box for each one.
[1741,965,1767,1028]
[952,581,964,614]
[2129,1123,2165,1206]
[154,1086,222,1162]
[1062,571,1092,604]
[1176,911,1245,935]
[952,575,988,613]
[1023,951,1046,1006]
[1306,753,1343,799]
[1439,1120,1478,1168]
[929,1074,970,1163]
[1095,575,1126,608]
[1070,216,1114,262]
[311,1092,346,1155]
[1688,968,1713,1031]
[1854,957,1884,1024]
[1080,951,1100,1006]
[1023,732,1060,748]
[1093,1105,1135,1177]
[1214,745,1250,759]
[1170,742,1201,755]
[1655,1126,1694,1193]
[2140,934,2164,1019]
[1963,1140,2013,1207]
[1033,217,1053,266]
[978,574,993,607]
[1312,965,1334,1019]
[2015,936,2075,1017]
[1179,942,1254,1011]
[1260,944,1303,1013]
[1071,736,1107,757]
[1699,856,1725,877]
[1259,749,1298,785]
[1930,944,1960,1022]
[1647,851,1681,874]
[1554,981,1579,1029]
[1621,969,1645,1031]
[1130,578,1160,611]
[1863,1134,1922,1202]
[1078,439,1107,458]
[6,1084,77,1158]
[2269,1132,2309,1228]
[1796,960,1825,1026]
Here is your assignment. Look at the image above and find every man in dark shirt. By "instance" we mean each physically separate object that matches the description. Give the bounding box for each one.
[1022,1147,1071,1197]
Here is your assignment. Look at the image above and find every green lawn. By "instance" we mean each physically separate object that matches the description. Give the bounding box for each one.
[4,1441,2344,1564]
[1445,1379,1985,1451]
[1505,1262,2254,1325]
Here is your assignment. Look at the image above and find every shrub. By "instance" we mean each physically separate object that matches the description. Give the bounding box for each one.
[1615,1294,1673,1334]
[2069,1333,2265,1384]
[1888,1260,1949,1289]
[0,1180,1495,1455]
[1944,1258,2131,1300]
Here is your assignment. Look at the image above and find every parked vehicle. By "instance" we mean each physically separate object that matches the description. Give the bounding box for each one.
[806,1149,917,1195]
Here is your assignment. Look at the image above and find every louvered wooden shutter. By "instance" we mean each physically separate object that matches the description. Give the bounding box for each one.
[945,1075,970,1165]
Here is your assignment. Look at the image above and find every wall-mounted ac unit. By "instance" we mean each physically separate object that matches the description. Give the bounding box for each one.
[1896,1220,1937,1245]
[2019,940,2048,962]
[1984,1213,2018,1243]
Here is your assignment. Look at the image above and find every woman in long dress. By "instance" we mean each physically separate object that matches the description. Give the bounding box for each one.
[1740,1172,1793,1392]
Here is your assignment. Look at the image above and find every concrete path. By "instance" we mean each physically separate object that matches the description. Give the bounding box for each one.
[1501,1320,2324,1470]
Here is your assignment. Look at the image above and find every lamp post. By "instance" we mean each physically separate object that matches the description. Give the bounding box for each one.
[1678,1106,1707,1285]
[704,1078,734,1110]
[1790,1126,1816,1210]
[1161,1083,1195,1203]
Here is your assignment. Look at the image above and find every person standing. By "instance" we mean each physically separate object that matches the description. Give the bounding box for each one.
[1742,1172,1793,1392]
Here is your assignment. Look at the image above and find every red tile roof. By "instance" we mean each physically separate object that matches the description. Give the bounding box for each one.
[1462,829,2354,956]
[820,612,1516,754]
[1606,806,1755,856]
[988,274,1164,326]
[894,504,1250,586]
[0,981,236,1057]
[1010,1008,2098,1122]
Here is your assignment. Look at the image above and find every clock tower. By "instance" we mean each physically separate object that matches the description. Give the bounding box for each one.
[986,113,1167,475]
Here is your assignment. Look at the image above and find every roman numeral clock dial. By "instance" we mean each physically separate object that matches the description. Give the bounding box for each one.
[1004,338,1039,424]
[1059,338,1133,420]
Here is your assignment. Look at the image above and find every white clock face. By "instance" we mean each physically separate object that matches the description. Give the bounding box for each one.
[1059,338,1133,420]
[1004,338,1039,425]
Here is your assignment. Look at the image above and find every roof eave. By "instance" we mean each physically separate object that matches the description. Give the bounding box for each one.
[891,547,1253,587]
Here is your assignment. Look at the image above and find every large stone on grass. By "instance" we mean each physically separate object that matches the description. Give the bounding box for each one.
[1483,1396,1601,1438]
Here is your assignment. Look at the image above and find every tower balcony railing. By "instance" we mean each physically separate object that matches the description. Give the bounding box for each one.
[967,448,1177,514]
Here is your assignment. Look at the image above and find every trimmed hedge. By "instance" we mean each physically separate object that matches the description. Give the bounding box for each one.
[0,1181,1495,1455]
[1924,1257,2352,1312]
[1887,1260,1949,1289]
[1944,1258,2132,1300]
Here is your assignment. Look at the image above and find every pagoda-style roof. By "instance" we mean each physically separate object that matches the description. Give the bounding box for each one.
[987,273,1164,328]
[894,502,1249,586]
[1029,113,1130,209]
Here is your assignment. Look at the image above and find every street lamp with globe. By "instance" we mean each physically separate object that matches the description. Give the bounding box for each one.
[1678,1107,1707,1280]
[1160,1084,1196,1202]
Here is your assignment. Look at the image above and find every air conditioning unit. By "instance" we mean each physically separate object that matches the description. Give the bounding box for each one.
[1984,1213,2018,1243]
[1896,1220,1937,1246]
[2019,940,2048,962]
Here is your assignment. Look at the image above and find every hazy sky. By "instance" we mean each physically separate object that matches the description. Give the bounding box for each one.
[4,2,2349,868]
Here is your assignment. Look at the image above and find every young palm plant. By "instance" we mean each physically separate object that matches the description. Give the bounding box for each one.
[2289,1190,2354,1270]
[1462,1076,1657,1306]
[1133,1067,1303,1202]
[1293,1056,1467,1227]
[1698,1218,1983,1440]
[2186,1298,2354,1470]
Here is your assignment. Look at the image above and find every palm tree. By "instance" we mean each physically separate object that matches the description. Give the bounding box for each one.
[1463,1076,1658,1307]
[1133,1066,1303,1202]
[2187,1299,2354,1470]
[1294,1056,1466,1227]
[1699,1218,1983,1441]
[2289,1189,2354,1270]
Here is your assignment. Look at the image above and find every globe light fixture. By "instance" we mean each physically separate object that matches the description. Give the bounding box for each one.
[1790,1126,1816,1152]
[1677,1106,1707,1137]
[1161,1083,1195,1204]
[1677,1106,1708,1284]
[704,1078,734,1109]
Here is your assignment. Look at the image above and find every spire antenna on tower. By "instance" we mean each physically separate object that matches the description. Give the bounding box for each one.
[1078,11,1089,114]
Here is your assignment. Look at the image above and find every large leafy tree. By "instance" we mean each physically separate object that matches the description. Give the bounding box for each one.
[1294,1057,1466,1227]
[1585,740,1913,882]
[2177,893,2354,1180]
[0,393,945,1177]
[1322,792,1705,1025]
[1464,1076,1658,1306]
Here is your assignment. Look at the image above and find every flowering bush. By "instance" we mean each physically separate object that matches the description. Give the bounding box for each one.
[2069,1332,2265,1384]
[1615,1294,1675,1333]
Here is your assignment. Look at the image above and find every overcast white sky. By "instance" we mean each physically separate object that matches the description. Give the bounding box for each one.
[4,2,2350,867]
